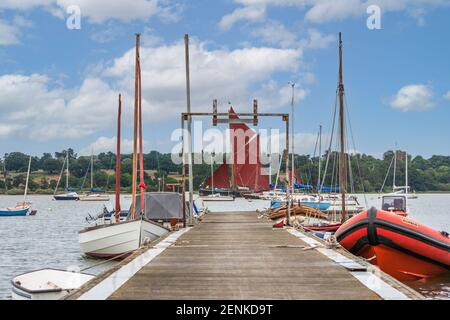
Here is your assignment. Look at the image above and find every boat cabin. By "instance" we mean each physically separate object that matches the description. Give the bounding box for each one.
[381,195,407,215]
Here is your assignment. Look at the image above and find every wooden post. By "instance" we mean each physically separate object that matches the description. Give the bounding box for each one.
[338,32,347,223]
[115,94,122,223]
[184,34,194,225]
[284,115,291,226]
[181,114,186,228]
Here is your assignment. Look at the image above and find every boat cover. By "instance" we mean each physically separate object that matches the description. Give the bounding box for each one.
[133,192,185,221]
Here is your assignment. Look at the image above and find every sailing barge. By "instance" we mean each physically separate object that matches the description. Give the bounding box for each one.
[200,107,270,197]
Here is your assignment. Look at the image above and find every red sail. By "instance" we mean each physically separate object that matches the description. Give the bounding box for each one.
[203,163,230,189]
[286,167,302,185]
[229,107,269,192]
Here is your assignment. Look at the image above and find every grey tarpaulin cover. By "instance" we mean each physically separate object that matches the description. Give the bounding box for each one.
[131,192,186,221]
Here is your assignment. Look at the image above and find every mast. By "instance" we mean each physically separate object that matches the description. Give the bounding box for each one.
[54,156,66,195]
[269,128,272,186]
[3,156,8,193]
[137,33,146,215]
[318,125,322,190]
[405,151,408,193]
[131,33,140,220]
[184,34,194,224]
[289,82,296,193]
[66,151,69,191]
[115,94,122,223]
[338,32,347,222]
[211,153,214,195]
[90,151,94,190]
[274,153,282,190]
[23,156,32,206]
[393,144,397,191]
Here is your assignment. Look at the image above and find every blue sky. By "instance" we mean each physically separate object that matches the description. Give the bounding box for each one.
[0,0,449,159]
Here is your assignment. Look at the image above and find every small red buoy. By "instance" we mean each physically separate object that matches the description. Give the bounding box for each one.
[273,219,285,228]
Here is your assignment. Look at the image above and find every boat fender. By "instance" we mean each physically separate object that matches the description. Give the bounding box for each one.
[441,231,449,238]
[367,207,379,246]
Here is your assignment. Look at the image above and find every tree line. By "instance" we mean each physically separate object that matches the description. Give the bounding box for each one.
[0,149,449,194]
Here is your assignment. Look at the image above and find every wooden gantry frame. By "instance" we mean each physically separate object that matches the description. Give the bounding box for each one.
[180,105,292,228]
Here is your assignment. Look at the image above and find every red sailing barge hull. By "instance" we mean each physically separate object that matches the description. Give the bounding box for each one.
[335,207,450,281]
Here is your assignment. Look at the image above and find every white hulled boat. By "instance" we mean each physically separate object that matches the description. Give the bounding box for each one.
[79,152,110,202]
[78,35,169,259]
[53,152,79,201]
[11,269,94,300]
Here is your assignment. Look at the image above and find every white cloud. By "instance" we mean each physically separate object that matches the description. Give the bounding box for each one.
[0,0,55,10]
[0,124,25,139]
[390,84,434,112]
[251,20,297,48]
[261,130,327,155]
[0,74,117,141]
[257,80,308,111]
[222,0,450,26]
[305,0,364,23]
[0,0,181,24]
[0,16,33,46]
[250,21,334,52]
[444,91,450,100]
[219,5,266,30]
[0,20,21,45]
[79,136,146,155]
[300,28,335,49]
[0,39,302,141]
[103,39,302,121]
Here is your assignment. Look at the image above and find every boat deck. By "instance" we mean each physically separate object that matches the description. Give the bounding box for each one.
[67,211,422,300]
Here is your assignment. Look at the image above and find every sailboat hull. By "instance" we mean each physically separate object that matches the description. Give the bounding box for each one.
[79,194,110,201]
[79,219,169,259]
[54,194,79,201]
[0,207,30,217]
[140,220,171,245]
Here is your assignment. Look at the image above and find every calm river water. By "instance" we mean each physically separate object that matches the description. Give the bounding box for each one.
[0,194,448,299]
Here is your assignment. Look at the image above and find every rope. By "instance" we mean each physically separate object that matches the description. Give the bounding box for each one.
[344,93,368,208]
[320,88,338,192]
[379,155,395,193]
[80,250,133,272]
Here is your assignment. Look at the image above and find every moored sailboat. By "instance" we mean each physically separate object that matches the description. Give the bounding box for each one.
[79,34,169,259]
[53,152,79,201]
[0,156,35,216]
[79,153,110,201]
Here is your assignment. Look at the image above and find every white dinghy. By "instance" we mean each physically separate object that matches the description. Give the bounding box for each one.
[11,269,94,300]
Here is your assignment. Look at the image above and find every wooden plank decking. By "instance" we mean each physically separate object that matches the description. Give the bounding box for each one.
[108,211,381,300]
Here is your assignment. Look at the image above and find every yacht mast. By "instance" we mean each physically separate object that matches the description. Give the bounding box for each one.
[338,32,347,222]
[393,145,397,190]
[289,82,296,193]
[318,125,322,190]
[115,94,122,223]
[405,151,408,193]
[23,156,32,204]
[66,151,69,191]
[90,151,94,190]
[131,33,140,219]
[138,33,146,215]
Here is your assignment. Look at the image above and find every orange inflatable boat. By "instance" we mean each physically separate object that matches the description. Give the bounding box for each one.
[335,207,450,281]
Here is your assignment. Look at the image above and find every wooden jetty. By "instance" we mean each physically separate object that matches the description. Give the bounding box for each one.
[66,211,423,300]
